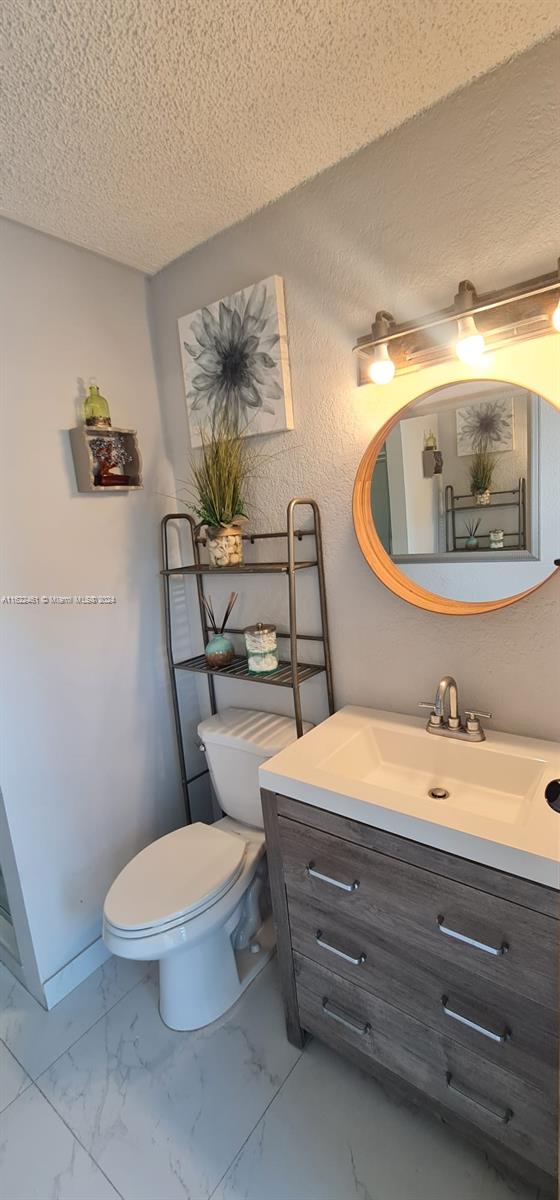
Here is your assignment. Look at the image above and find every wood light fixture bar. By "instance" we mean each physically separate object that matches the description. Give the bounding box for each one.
[353,264,560,384]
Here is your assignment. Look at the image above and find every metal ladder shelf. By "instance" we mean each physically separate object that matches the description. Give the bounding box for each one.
[445,477,527,552]
[161,498,334,822]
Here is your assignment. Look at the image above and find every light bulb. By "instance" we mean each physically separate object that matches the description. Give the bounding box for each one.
[552,299,560,333]
[369,341,395,384]
[455,314,485,366]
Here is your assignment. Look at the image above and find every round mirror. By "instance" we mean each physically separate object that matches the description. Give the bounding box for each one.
[353,379,560,614]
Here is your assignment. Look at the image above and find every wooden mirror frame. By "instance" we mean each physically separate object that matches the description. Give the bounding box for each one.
[353,378,560,616]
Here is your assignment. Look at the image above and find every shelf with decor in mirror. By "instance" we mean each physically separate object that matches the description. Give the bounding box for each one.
[445,479,526,553]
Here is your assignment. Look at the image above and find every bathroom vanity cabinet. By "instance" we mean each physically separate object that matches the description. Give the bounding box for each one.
[262,789,559,1195]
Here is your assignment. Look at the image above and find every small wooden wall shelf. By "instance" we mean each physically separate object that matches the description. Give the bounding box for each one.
[69,426,143,492]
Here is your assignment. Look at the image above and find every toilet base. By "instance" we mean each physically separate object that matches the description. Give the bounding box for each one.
[158,915,275,1031]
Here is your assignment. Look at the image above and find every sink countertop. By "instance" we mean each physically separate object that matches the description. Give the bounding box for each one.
[259,706,560,889]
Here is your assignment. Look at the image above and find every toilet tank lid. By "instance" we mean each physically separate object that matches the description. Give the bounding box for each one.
[198,708,313,758]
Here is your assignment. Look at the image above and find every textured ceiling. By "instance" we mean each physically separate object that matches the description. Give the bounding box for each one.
[2,2,559,274]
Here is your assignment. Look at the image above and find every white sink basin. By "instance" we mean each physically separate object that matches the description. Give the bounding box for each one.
[320,721,543,825]
[259,707,560,887]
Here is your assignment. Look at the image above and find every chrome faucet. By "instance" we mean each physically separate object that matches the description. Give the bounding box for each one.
[419,676,492,742]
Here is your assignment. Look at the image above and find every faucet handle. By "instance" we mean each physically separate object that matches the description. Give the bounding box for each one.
[464,709,492,734]
[418,702,442,726]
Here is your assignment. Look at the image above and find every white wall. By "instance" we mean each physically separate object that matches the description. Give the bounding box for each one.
[385,428,409,554]
[399,416,439,555]
[149,37,560,745]
[0,220,185,998]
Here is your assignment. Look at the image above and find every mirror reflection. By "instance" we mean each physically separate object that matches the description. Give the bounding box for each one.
[371,380,559,603]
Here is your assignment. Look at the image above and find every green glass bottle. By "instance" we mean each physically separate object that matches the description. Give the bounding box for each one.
[84,381,111,428]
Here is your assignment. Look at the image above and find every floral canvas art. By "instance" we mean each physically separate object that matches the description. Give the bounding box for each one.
[178,275,293,446]
[456,395,515,456]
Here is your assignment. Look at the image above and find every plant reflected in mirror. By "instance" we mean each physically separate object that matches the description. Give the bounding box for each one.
[368,379,560,605]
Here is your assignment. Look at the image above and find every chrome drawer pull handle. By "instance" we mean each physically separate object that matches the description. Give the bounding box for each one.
[322,998,371,1035]
[307,862,360,892]
[437,916,509,957]
[446,1073,513,1124]
[316,930,366,966]
[441,996,510,1044]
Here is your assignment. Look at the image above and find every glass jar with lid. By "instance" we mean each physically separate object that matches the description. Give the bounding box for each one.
[244,623,278,675]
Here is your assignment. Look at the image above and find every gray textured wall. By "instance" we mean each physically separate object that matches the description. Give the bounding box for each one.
[149,38,560,745]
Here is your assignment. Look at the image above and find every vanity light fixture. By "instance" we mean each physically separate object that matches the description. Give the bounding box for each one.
[454,281,485,366]
[455,316,485,365]
[368,311,396,384]
[354,261,560,384]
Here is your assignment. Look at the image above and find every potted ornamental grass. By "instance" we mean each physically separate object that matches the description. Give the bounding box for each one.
[189,413,255,566]
[469,447,496,506]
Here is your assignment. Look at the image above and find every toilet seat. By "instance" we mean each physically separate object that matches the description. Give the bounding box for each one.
[104,823,247,937]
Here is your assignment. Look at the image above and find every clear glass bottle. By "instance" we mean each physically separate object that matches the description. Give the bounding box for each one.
[84,381,111,428]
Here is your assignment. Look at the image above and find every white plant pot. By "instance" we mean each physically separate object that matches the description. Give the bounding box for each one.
[474,490,491,506]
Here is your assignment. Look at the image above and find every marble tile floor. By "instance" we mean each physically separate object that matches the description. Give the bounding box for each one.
[0,956,541,1200]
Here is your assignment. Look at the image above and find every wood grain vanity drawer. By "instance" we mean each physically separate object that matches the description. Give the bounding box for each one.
[276,794,560,918]
[294,953,558,1176]
[287,892,558,1095]
[278,817,559,1009]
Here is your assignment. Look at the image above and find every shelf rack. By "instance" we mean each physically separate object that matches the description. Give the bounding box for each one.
[161,499,334,822]
[445,478,526,553]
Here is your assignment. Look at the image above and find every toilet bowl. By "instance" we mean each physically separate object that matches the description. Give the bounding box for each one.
[103,708,311,1030]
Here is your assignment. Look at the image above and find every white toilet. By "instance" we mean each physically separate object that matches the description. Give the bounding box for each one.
[103,708,311,1030]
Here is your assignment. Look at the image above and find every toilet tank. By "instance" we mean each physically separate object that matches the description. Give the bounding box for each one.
[198,708,313,828]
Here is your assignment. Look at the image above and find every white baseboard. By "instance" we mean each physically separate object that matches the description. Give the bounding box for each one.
[42,936,111,1009]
